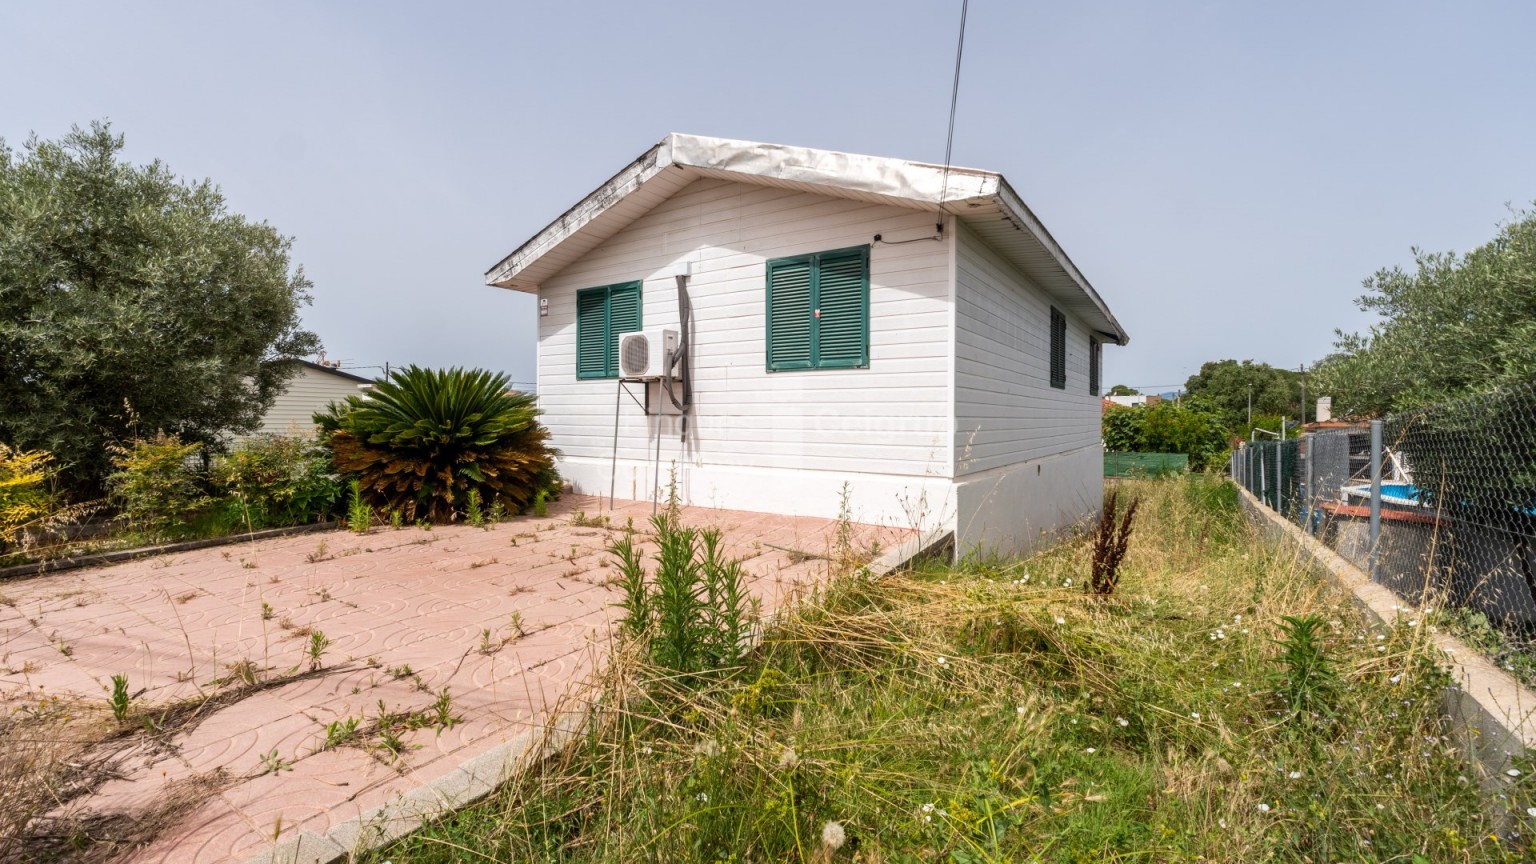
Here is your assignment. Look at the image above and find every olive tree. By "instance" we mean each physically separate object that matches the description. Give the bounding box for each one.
[1313,205,1536,416]
[0,123,320,497]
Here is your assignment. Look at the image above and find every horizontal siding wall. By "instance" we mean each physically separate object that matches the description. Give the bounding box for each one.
[537,177,952,514]
[250,367,366,439]
[953,222,1101,476]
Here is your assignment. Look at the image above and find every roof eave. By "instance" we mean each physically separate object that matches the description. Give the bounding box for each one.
[990,179,1129,346]
[485,135,675,290]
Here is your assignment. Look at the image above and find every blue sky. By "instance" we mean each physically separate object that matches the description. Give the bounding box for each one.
[4,1,1533,393]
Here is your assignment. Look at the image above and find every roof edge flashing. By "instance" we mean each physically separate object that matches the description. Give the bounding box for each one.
[485,136,677,288]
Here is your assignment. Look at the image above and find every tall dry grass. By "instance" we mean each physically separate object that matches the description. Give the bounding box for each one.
[367,476,1526,863]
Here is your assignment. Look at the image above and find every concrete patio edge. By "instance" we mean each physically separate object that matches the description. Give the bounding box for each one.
[238,521,950,864]
[0,522,340,582]
[1235,483,1536,791]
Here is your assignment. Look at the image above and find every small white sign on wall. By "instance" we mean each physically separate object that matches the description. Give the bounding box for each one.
[539,297,549,317]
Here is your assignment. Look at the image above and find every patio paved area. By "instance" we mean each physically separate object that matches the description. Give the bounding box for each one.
[0,496,903,863]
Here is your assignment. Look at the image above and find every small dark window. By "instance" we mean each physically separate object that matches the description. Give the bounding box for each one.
[576,281,642,379]
[766,246,870,371]
[1049,307,1067,390]
[1089,336,1101,397]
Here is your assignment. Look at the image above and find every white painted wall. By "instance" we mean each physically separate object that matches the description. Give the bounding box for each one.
[537,177,953,529]
[532,181,1106,546]
[952,222,1104,554]
[245,365,368,440]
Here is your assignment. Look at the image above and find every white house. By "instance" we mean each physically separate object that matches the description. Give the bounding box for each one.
[240,360,374,441]
[486,134,1127,556]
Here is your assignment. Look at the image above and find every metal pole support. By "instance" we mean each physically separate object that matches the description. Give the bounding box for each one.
[1368,419,1383,578]
[1275,419,1286,514]
[1303,434,1315,534]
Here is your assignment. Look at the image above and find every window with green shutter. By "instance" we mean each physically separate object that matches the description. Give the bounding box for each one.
[575,281,643,379]
[766,246,869,372]
[1089,336,1102,396]
[1049,307,1067,390]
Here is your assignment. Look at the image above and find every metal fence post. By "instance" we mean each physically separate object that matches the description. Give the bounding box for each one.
[1275,430,1284,514]
[1303,434,1315,534]
[1368,419,1383,578]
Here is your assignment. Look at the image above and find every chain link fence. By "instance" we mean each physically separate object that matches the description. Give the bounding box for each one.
[1234,380,1536,652]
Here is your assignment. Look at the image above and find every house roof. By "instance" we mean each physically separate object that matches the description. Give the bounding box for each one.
[297,359,374,385]
[485,133,1128,345]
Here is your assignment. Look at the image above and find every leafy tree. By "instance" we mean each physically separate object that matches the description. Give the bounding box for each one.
[1101,399,1230,470]
[1106,384,1140,397]
[0,122,320,498]
[1184,360,1303,435]
[1312,206,1536,416]
[316,366,558,522]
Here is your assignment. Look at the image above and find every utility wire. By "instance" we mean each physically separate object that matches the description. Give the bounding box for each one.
[937,0,970,216]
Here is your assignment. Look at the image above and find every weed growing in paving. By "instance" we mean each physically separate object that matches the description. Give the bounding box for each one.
[614,512,756,677]
[373,476,1527,863]
[322,717,361,750]
[257,748,291,775]
[465,488,485,528]
[108,674,132,724]
[347,480,372,534]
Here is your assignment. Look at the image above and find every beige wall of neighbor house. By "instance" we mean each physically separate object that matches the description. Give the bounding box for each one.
[242,363,371,441]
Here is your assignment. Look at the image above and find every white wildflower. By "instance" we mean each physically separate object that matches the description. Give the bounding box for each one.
[1085,747,1097,754]
[1508,768,1523,778]
[1117,717,1129,727]
[1389,675,1402,684]
[1190,712,1201,720]
[1257,802,1271,813]
[1527,807,1536,818]
[1288,771,1302,779]
[1055,617,1066,625]
[1017,705,1027,716]
[696,792,709,802]
[821,821,846,850]
[936,655,947,666]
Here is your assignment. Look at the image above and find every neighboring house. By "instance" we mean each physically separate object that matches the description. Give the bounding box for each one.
[1106,394,1163,408]
[485,134,1128,556]
[240,360,373,441]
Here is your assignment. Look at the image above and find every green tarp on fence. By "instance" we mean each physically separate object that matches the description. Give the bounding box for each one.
[1104,452,1189,477]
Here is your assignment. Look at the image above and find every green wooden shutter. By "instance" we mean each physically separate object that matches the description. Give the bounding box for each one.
[606,282,643,377]
[576,288,609,380]
[767,257,814,371]
[1049,307,1067,390]
[1089,336,1101,396]
[576,282,643,380]
[813,248,869,369]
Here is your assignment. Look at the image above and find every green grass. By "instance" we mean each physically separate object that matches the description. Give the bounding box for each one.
[370,476,1532,863]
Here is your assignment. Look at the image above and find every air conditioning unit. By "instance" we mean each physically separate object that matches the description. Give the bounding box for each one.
[619,328,678,380]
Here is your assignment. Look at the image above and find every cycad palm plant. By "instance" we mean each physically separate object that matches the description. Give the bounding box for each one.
[316,366,556,522]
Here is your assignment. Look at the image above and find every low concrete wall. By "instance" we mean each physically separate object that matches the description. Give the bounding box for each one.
[1237,484,1536,813]
[954,443,1102,559]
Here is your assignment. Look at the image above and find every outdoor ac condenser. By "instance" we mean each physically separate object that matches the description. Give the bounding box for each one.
[619,328,678,380]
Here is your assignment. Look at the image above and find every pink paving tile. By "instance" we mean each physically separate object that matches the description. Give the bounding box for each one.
[0,498,891,862]
[173,692,325,777]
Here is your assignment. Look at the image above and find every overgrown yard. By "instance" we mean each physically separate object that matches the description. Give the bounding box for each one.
[373,477,1531,863]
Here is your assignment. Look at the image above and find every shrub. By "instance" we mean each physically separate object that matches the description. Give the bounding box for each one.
[316,366,557,522]
[611,513,755,676]
[107,433,211,541]
[0,444,54,552]
[211,435,341,528]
